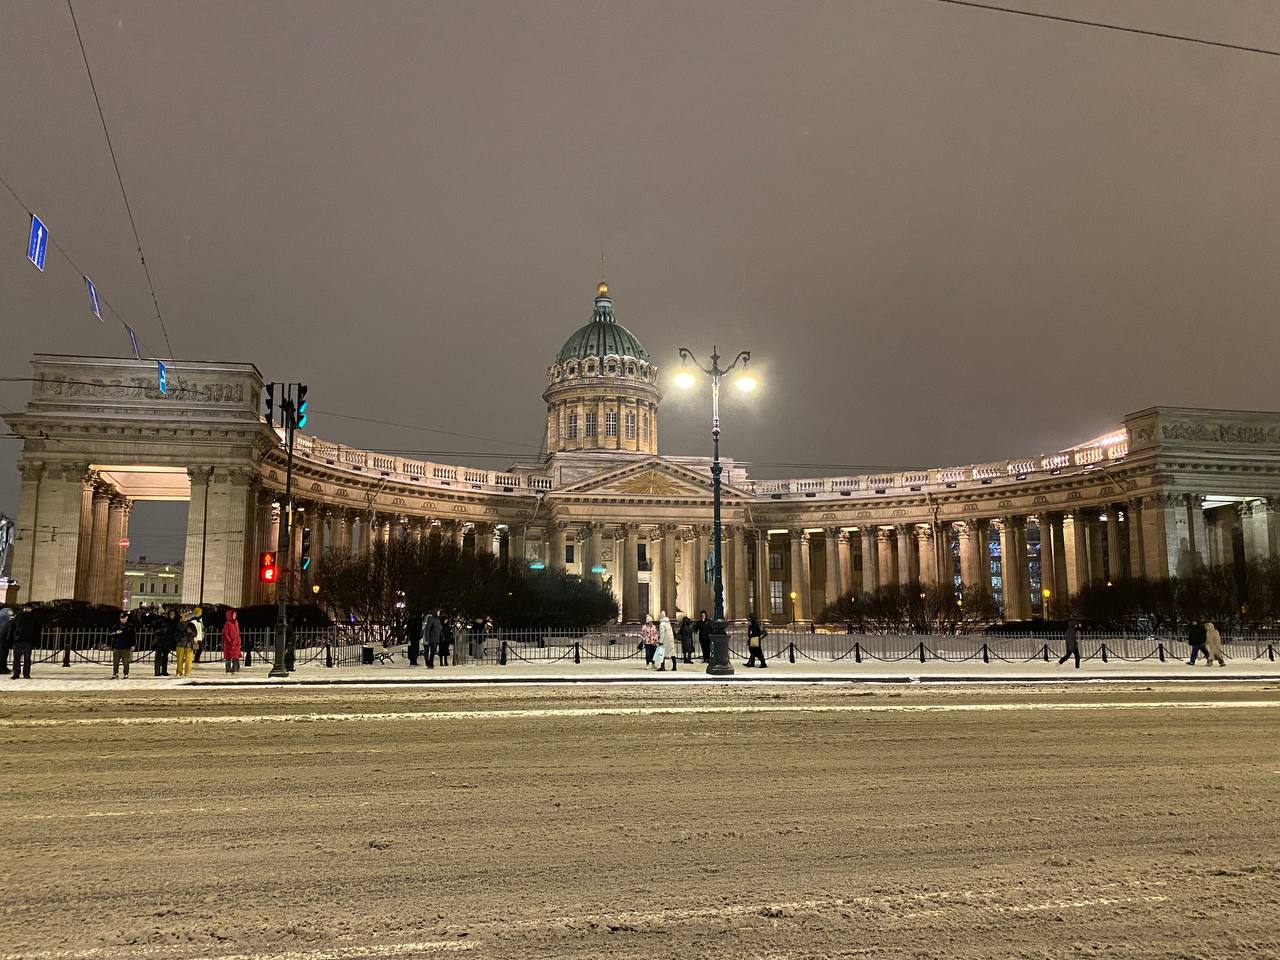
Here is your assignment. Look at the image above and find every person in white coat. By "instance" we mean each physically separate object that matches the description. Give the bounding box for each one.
[656,611,675,672]
[1204,621,1227,667]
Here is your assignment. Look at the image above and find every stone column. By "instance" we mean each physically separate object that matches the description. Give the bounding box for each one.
[823,527,841,610]
[102,495,129,608]
[837,531,854,597]
[896,524,918,585]
[658,524,678,617]
[1001,517,1029,619]
[732,525,749,622]
[789,529,811,624]
[549,521,567,571]
[620,524,640,622]
[998,519,1017,618]
[1048,513,1069,603]
[1186,495,1208,570]
[1126,499,1145,577]
[10,460,45,603]
[86,483,112,605]
[859,528,877,595]
[915,526,936,587]
[181,467,211,604]
[589,522,605,581]
[1087,517,1106,583]
[73,470,96,601]
[475,522,495,556]
[1063,510,1090,595]
[876,527,895,588]
[754,530,771,619]
[1106,508,1124,579]
[697,525,712,614]
[1036,515,1054,614]
[509,524,526,567]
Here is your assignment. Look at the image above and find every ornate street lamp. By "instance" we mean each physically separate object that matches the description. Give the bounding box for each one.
[675,344,756,676]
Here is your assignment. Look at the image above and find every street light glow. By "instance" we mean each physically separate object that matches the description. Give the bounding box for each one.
[674,370,696,390]
[735,372,758,392]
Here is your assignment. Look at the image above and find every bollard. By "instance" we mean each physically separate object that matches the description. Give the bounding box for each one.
[325,643,333,669]
[1157,642,1166,663]
[671,654,677,672]
[1100,642,1109,663]
[499,640,508,666]
[918,641,927,663]
[789,641,796,664]
[981,642,989,664]
[1268,644,1276,662]
[1042,643,1050,663]
[62,637,71,668]
[574,641,581,665]
[854,641,862,664]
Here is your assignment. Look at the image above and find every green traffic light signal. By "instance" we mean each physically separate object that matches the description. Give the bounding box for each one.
[295,384,309,429]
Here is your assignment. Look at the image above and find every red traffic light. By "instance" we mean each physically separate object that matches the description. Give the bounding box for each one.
[259,551,278,583]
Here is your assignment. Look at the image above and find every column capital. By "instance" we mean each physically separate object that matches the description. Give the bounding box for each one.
[837,529,850,544]
[914,525,934,543]
[823,526,841,540]
[17,459,46,481]
[875,526,893,543]
[187,465,213,483]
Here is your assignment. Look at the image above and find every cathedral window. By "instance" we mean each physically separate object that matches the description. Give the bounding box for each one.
[606,410,618,438]
[585,411,597,438]
[625,412,636,440]
[567,414,578,440]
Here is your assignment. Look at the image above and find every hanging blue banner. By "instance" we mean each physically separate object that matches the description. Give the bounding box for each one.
[156,360,167,395]
[84,276,103,321]
[27,215,48,271]
[126,325,140,359]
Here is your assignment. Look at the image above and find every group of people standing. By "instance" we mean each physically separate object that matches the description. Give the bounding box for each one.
[637,611,770,669]
[404,610,454,668]
[110,608,213,679]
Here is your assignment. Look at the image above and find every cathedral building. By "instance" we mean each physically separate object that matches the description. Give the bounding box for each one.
[7,282,1280,623]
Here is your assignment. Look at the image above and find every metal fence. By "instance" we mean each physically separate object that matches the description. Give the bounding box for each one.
[19,625,1280,670]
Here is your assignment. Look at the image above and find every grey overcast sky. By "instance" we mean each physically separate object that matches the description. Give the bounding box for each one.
[2,0,1279,562]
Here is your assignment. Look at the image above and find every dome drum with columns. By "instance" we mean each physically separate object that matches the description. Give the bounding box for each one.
[9,283,1280,627]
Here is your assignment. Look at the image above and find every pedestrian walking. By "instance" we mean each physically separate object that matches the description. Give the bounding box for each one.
[656,612,674,671]
[0,605,14,674]
[174,613,197,677]
[108,611,136,680]
[745,614,768,667]
[641,615,658,667]
[695,611,711,663]
[155,609,180,676]
[423,610,442,668]
[406,610,423,666]
[1187,620,1210,665]
[1058,620,1081,669]
[10,602,39,680]
[222,609,243,673]
[678,616,695,664]
[1203,621,1226,667]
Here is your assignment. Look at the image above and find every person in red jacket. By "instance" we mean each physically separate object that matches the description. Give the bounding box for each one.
[221,609,243,673]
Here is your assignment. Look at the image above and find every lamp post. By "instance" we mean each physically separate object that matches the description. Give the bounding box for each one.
[675,345,756,676]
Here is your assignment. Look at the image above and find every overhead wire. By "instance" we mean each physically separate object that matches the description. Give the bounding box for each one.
[926,0,1280,58]
[66,0,176,361]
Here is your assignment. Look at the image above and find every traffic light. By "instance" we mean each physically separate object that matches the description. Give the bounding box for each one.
[264,382,275,424]
[300,527,312,572]
[295,384,309,429]
[258,551,278,583]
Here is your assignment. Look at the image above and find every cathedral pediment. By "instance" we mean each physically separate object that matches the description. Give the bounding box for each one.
[551,457,751,502]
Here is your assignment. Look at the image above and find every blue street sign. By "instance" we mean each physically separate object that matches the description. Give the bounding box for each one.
[156,360,167,395]
[84,276,103,321]
[27,215,48,271]
[126,325,140,359]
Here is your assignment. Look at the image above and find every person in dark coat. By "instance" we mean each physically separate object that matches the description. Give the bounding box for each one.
[678,616,695,664]
[109,611,136,679]
[745,615,768,668]
[0,605,13,674]
[1058,620,1081,669]
[155,609,180,676]
[438,617,454,667]
[10,602,39,680]
[423,611,442,668]
[1187,620,1210,665]
[695,611,711,663]
[406,611,423,666]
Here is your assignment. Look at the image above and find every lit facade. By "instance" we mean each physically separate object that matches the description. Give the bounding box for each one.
[7,283,1280,623]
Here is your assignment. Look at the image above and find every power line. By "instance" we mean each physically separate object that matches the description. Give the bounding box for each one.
[927,0,1280,58]
[314,410,544,450]
[0,172,161,363]
[66,0,176,361]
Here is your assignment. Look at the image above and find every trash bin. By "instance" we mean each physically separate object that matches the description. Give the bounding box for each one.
[361,645,374,665]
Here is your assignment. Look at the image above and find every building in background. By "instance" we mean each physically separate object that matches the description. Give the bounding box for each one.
[122,558,184,610]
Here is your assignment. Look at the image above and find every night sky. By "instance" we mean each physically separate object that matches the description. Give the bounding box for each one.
[2,1,1278,563]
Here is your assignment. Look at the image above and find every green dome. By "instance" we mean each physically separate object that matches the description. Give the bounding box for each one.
[554,289,650,364]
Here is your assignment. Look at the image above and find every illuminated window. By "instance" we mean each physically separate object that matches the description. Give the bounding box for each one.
[606,410,618,438]
[585,411,597,438]
[769,581,783,614]
[567,414,578,440]
[625,411,636,440]
[770,550,783,571]
[566,543,575,564]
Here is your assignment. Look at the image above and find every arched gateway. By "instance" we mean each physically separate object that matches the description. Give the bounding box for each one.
[8,285,1280,622]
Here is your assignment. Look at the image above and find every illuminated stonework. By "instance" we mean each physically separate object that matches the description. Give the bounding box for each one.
[8,312,1280,624]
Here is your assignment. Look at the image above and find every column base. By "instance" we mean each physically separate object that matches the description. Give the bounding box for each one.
[705,620,735,676]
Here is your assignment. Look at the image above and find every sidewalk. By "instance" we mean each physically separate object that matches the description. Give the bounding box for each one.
[2,655,1278,691]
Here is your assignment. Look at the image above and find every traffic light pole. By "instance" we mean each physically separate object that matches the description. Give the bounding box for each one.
[270,384,296,678]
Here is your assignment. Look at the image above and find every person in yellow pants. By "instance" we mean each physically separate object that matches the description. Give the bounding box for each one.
[174,612,197,676]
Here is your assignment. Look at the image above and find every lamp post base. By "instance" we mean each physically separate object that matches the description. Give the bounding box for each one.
[705,620,735,676]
